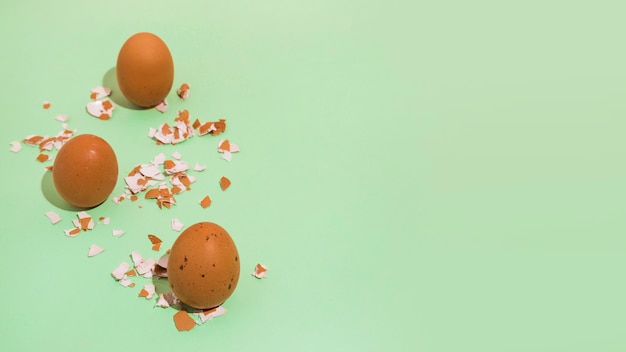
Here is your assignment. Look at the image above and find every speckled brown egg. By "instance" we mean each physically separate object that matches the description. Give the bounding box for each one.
[52,134,118,208]
[168,222,240,309]
[116,32,174,108]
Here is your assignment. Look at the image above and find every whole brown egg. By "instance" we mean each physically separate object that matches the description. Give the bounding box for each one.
[52,134,118,208]
[116,32,174,108]
[168,222,240,309]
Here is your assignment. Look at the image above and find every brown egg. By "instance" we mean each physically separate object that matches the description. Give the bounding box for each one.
[52,134,118,208]
[168,222,240,309]
[116,32,174,108]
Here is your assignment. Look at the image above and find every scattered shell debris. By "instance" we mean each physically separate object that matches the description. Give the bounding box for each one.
[44,211,62,224]
[88,244,105,257]
[155,100,168,113]
[194,118,226,136]
[63,211,96,236]
[109,244,229,331]
[199,195,212,209]
[9,141,22,153]
[148,109,227,145]
[90,86,112,100]
[64,228,81,237]
[177,83,190,100]
[217,139,239,161]
[120,152,203,209]
[171,218,184,232]
[219,176,231,191]
[193,306,227,324]
[36,153,49,162]
[73,211,95,231]
[148,234,162,251]
[20,127,75,163]
[171,151,182,160]
[193,162,206,172]
[174,310,196,332]
[148,109,194,145]
[21,87,250,332]
[111,262,131,281]
[155,291,178,308]
[138,284,156,299]
[154,255,169,278]
[252,263,268,279]
[86,99,115,120]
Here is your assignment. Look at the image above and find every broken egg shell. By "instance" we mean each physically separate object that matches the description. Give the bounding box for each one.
[168,222,240,310]
[116,32,174,108]
[52,134,118,208]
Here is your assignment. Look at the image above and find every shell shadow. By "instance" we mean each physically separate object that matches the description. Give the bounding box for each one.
[102,67,144,110]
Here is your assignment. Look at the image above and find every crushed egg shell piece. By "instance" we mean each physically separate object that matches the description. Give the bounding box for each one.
[9,141,22,153]
[45,211,62,224]
[194,306,227,324]
[74,211,94,231]
[138,284,156,299]
[155,100,168,113]
[90,86,112,100]
[64,228,81,237]
[135,257,156,277]
[164,159,189,175]
[111,262,131,280]
[155,294,171,308]
[217,139,240,161]
[197,119,227,136]
[23,135,43,146]
[112,229,125,237]
[54,114,68,122]
[150,110,194,145]
[148,234,162,251]
[199,195,212,209]
[173,310,196,332]
[36,153,49,162]
[120,275,135,287]
[88,244,105,257]
[156,254,169,269]
[86,99,114,120]
[177,83,190,100]
[193,162,206,171]
[43,101,51,109]
[171,218,184,232]
[219,176,231,191]
[130,251,144,268]
[252,263,268,279]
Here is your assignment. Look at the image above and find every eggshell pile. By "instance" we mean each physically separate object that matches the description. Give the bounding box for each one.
[116,32,174,108]
[52,134,118,208]
[168,222,240,309]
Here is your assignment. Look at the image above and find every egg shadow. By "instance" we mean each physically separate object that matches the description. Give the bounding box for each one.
[151,267,183,312]
[41,171,83,212]
[102,67,144,110]
[150,261,221,312]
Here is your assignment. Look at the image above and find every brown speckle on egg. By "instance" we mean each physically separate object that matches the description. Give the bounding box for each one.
[168,222,240,309]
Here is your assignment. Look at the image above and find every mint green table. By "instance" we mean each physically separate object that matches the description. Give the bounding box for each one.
[1,1,625,351]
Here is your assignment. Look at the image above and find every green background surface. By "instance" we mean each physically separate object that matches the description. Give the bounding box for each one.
[1,0,625,351]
